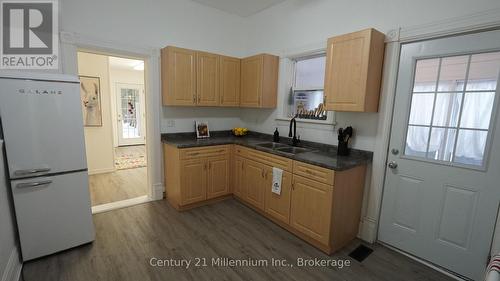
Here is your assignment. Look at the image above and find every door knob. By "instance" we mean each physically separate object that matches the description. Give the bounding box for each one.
[388,161,398,169]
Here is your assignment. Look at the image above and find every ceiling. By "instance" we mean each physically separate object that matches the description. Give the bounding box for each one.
[191,0,286,17]
[108,56,144,71]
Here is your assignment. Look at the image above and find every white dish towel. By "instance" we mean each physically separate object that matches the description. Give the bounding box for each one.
[272,167,283,195]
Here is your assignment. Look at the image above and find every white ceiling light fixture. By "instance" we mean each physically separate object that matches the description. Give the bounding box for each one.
[191,0,286,17]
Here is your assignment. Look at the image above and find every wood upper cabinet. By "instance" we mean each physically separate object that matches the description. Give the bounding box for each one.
[324,28,385,112]
[220,56,240,107]
[290,175,333,245]
[240,54,279,108]
[197,51,220,106]
[162,46,197,106]
[265,168,292,225]
[233,156,245,198]
[180,159,207,205]
[207,156,230,199]
[243,159,266,210]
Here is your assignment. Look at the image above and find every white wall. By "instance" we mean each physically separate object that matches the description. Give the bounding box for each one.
[0,141,22,281]
[108,66,145,147]
[77,52,116,174]
[240,0,500,242]
[61,0,247,135]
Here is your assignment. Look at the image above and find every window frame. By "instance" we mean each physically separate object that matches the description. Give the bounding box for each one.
[400,51,500,171]
[276,50,336,126]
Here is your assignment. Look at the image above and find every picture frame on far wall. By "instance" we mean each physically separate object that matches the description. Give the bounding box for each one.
[79,75,103,127]
[195,121,210,138]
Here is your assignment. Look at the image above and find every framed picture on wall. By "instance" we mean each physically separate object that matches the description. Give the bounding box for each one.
[195,121,210,138]
[79,75,103,127]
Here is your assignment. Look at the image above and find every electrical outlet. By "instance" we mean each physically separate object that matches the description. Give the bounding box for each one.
[166,120,175,127]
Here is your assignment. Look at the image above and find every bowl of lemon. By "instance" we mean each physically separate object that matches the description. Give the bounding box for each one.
[232,127,248,137]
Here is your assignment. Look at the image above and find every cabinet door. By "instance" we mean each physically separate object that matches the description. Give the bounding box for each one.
[290,175,333,245]
[207,156,230,199]
[265,168,292,225]
[324,28,384,112]
[240,55,263,108]
[196,51,219,106]
[162,46,196,106]
[243,159,265,210]
[180,159,207,205]
[220,56,240,107]
[233,156,245,199]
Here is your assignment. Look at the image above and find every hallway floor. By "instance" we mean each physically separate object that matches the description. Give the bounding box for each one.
[89,146,148,206]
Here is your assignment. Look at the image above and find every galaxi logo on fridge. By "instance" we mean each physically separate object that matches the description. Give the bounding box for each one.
[0,0,58,69]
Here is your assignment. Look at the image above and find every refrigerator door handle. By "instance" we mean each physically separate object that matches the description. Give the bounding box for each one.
[17,180,53,189]
[14,168,51,176]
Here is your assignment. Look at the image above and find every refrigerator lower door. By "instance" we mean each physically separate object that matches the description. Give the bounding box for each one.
[11,171,94,261]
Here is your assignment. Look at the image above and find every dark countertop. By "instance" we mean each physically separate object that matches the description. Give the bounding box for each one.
[161,131,373,171]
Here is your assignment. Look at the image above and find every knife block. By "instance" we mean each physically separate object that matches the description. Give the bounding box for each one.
[337,140,349,156]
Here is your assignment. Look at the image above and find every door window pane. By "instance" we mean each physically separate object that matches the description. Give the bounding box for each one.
[120,88,141,139]
[427,128,456,161]
[454,130,488,166]
[405,126,430,157]
[433,92,462,127]
[437,56,468,92]
[466,52,500,91]
[413,58,439,92]
[403,52,500,169]
[459,92,495,129]
[409,93,434,125]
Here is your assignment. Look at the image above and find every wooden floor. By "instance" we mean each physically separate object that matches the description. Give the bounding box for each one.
[22,199,454,281]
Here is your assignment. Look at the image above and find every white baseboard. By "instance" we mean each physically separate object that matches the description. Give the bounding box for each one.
[87,167,116,175]
[1,247,22,281]
[91,195,152,214]
[151,183,164,201]
[358,217,378,243]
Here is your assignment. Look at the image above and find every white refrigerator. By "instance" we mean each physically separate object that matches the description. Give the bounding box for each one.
[0,72,95,261]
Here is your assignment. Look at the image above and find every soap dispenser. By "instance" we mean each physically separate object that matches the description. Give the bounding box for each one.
[273,128,280,142]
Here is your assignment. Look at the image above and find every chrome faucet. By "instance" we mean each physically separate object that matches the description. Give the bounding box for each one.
[289,116,300,146]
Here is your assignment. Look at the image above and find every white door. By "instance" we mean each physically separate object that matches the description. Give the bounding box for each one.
[379,30,500,280]
[116,83,145,146]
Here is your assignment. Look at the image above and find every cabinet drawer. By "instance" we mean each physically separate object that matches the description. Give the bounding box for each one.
[293,161,334,186]
[180,145,229,160]
[235,145,293,172]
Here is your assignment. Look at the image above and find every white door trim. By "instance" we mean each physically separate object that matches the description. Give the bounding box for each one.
[60,31,164,201]
[358,8,500,244]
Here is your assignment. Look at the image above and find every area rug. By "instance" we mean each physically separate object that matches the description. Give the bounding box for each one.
[115,154,147,170]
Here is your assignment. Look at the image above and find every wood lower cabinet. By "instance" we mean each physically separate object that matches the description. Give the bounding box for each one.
[164,144,231,210]
[290,175,333,245]
[264,168,292,225]
[196,51,219,106]
[243,159,266,210]
[233,156,245,198]
[207,156,230,199]
[180,159,207,205]
[240,54,279,108]
[164,144,367,254]
[220,56,240,107]
[162,46,197,106]
[324,28,385,112]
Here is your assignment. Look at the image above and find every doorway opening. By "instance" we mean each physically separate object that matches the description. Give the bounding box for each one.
[77,51,148,208]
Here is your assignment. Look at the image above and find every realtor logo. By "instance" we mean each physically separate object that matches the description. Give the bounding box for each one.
[0,0,58,69]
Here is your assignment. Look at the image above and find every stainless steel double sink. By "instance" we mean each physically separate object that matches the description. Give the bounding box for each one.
[255,142,313,155]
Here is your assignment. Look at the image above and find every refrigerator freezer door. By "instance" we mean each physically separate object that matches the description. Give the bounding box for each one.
[11,171,94,261]
[0,78,87,179]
